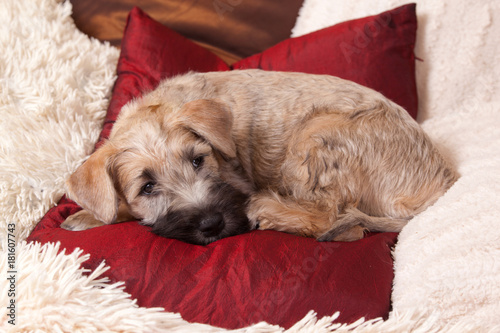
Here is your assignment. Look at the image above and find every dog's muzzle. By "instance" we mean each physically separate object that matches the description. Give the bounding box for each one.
[151,183,251,245]
[198,213,225,237]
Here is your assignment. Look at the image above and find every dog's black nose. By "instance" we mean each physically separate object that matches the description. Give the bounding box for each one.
[199,213,224,237]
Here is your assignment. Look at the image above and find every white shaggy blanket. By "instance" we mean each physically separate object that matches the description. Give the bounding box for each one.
[0,0,119,244]
[1,0,499,331]
[293,0,500,331]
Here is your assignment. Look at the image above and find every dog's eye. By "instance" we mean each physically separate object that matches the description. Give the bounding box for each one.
[192,156,204,169]
[141,182,155,195]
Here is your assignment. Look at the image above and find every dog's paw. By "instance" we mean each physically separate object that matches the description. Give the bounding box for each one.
[254,217,275,230]
[247,212,273,230]
[61,210,106,231]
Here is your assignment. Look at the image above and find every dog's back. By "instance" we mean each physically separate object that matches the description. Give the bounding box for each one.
[124,70,424,188]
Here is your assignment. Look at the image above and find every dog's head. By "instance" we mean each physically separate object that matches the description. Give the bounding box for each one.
[67,99,253,245]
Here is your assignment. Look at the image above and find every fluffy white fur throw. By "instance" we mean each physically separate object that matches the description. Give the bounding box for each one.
[0,0,119,244]
[1,0,499,331]
[293,0,500,331]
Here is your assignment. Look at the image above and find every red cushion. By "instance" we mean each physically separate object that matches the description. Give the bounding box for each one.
[28,4,417,329]
[30,197,398,329]
[234,5,418,119]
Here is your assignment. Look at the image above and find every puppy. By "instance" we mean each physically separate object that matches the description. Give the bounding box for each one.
[62,70,457,245]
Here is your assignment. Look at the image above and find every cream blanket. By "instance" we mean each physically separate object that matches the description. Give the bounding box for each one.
[1,0,499,331]
[293,0,500,331]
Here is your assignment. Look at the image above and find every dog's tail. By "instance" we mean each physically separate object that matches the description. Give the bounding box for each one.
[317,207,409,242]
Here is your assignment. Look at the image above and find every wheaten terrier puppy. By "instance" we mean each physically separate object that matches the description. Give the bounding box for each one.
[62,70,457,245]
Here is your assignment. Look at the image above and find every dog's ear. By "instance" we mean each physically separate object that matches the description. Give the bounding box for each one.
[179,99,237,159]
[66,143,119,224]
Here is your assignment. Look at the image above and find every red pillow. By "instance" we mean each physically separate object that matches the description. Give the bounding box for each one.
[30,197,398,329]
[234,5,418,119]
[28,4,417,329]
